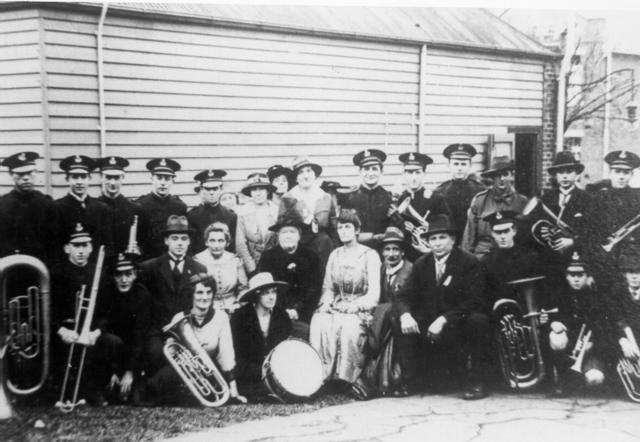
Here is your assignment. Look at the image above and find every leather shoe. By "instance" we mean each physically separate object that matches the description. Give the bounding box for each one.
[462,384,488,400]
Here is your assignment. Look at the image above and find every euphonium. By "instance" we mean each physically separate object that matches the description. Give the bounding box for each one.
[570,323,592,373]
[522,197,575,250]
[601,212,640,253]
[493,275,550,390]
[387,196,430,250]
[0,254,50,420]
[617,326,640,403]
[162,312,230,407]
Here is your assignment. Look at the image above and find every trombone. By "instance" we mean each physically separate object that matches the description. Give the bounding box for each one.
[601,212,640,253]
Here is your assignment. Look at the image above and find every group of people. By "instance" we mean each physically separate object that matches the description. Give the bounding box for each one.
[0,142,639,408]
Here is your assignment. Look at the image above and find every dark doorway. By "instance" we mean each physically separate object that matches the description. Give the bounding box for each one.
[514,133,538,197]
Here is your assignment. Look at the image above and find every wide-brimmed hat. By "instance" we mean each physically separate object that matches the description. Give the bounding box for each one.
[161,215,193,235]
[422,214,457,237]
[291,156,322,177]
[481,156,515,178]
[269,209,307,232]
[379,226,409,249]
[241,173,276,196]
[548,151,585,174]
[238,272,289,304]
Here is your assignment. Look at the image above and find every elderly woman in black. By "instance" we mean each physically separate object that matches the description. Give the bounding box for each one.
[231,272,292,401]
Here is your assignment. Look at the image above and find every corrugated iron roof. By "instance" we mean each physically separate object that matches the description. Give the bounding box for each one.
[87,3,557,58]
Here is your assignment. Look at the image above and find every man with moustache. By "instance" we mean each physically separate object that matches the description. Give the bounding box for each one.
[462,157,528,257]
[0,152,58,265]
[136,158,187,259]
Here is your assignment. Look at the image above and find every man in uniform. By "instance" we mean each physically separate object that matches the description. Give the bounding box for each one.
[341,149,392,248]
[432,144,484,241]
[136,158,187,259]
[96,156,151,261]
[187,169,237,255]
[462,157,528,257]
[0,152,58,265]
[54,155,113,263]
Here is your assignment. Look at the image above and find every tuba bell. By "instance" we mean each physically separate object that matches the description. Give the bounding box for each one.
[162,312,230,407]
[617,326,640,402]
[493,275,552,390]
[0,254,50,420]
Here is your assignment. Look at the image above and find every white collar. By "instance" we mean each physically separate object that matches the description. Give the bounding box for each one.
[68,191,87,203]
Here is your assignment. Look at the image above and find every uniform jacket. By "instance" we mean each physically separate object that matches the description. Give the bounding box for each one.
[98,194,152,261]
[396,247,485,329]
[136,193,187,258]
[0,189,58,265]
[433,177,485,239]
[138,253,207,332]
[257,245,322,322]
[186,203,237,255]
[341,185,392,237]
[231,303,292,382]
[380,259,413,304]
[235,201,278,275]
[540,186,592,244]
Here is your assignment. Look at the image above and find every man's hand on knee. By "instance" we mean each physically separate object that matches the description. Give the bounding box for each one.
[400,313,420,335]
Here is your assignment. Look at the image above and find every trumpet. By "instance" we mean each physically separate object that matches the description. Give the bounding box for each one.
[617,326,640,402]
[55,245,105,413]
[0,255,50,420]
[125,215,141,257]
[387,197,430,251]
[570,323,592,373]
[522,197,575,250]
[162,312,230,407]
[601,212,640,253]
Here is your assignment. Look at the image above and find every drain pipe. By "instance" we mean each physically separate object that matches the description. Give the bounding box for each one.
[96,2,109,157]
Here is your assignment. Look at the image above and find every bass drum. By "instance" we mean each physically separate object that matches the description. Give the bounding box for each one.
[262,338,324,403]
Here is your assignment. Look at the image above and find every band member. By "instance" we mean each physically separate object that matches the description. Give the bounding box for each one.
[143,273,246,405]
[432,144,484,241]
[96,156,151,261]
[236,173,279,276]
[310,209,381,392]
[136,158,187,259]
[0,151,58,265]
[394,152,452,256]
[187,169,237,254]
[54,155,114,262]
[258,209,322,340]
[50,223,111,405]
[194,222,248,313]
[102,253,151,403]
[396,215,491,400]
[279,156,337,275]
[267,164,294,207]
[341,149,392,248]
[548,252,610,397]
[462,156,528,257]
[231,273,292,401]
[138,216,207,374]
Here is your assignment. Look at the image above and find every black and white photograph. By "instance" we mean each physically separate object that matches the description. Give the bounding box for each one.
[0,0,639,440]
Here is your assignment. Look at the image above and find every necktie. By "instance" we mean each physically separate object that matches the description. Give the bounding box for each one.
[171,258,183,289]
[435,260,445,284]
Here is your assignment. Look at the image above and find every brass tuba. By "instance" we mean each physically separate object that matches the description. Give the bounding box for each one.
[0,254,50,420]
[493,276,553,390]
[162,312,230,407]
[617,326,640,402]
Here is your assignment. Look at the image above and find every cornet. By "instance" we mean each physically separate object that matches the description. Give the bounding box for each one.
[569,323,592,373]
[601,212,640,253]
[617,326,640,402]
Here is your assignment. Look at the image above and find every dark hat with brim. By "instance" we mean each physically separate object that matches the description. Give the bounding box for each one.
[238,272,289,304]
[566,251,588,273]
[481,156,515,178]
[267,165,294,182]
[620,253,640,272]
[605,150,640,170]
[114,253,136,272]
[353,149,387,167]
[241,173,276,196]
[97,156,130,176]
[60,155,95,174]
[269,210,307,232]
[146,158,181,176]
[443,143,477,160]
[399,152,433,170]
[67,222,92,244]
[379,226,409,249]
[548,151,585,174]
[483,210,520,230]
[291,156,322,177]
[2,151,39,173]
[161,215,193,235]
[422,214,457,238]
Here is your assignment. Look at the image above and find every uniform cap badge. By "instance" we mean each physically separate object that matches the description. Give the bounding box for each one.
[160,158,167,166]
[109,157,116,165]
[496,212,503,220]
[364,149,370,157]
[18,153,26,161]
[208,170,214,177]
[75,223,83,232]
[621,151,627,159]
[408,152,415,161]
[571,251,580,261]
[74,155,81,163]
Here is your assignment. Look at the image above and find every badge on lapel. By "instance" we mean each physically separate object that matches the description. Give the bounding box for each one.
[443,275,452,287]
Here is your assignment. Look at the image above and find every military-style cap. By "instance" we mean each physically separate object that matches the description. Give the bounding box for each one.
[483,210,519,230]
[443,143,477,160]
[548,151,584,174]
[566,251,587,274]
[2,151,39,173]
[604,150,640,170]
[114,253,135,272]
[194,169,226,187]
[67,222,92,244]
[319,180,354,195]
[291,156,322,177]
[379,226,409,249]
[399,152,433,170]
[96,156,130,176]
[59,155,95,174]
[481,156,515,178]
[146,158,181,176]
[266,164,293,183]
[352,149,386,167]
[241,172,276,196]
[619,252,640,272]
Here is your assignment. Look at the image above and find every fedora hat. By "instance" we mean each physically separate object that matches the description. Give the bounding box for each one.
[481,156,515,178]
[161,215,193,235]
[548,151,584,174]
[379,226,409,249]
[423,214,457,237]
[241,173,276,196]
[238,272,289,304]
[291,156,322,177]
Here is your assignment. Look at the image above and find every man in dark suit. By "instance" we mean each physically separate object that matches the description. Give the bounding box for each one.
[138,215,207,374]
[396,215,490,399]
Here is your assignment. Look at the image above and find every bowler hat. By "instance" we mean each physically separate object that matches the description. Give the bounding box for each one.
[161,215,192,235]
[548,151,584,174]
[238,272,289,304]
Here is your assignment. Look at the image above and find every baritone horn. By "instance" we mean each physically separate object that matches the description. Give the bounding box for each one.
[0,254,50,420]
[617,326,640,402]
[601,212,640,253]
[162,312,230,407]
[522,197,575,250]
[387,196,430,250]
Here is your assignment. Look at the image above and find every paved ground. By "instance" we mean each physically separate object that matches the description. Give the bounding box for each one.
[169,392,640,442]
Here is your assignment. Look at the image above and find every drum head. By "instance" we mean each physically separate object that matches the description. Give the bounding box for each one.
[269,339,324,398]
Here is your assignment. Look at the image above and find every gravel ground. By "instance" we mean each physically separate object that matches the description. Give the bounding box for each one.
[0,394,351,441]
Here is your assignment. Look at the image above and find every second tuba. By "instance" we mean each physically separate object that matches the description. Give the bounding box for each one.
[162,312,230,407]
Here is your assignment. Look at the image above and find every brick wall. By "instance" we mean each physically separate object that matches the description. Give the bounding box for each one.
[541,60,560,189]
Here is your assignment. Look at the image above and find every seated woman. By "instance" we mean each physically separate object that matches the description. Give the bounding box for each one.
[194,222,248,314]
[231,272,292,401]
[141,273,246,405]
[310,209,381,393]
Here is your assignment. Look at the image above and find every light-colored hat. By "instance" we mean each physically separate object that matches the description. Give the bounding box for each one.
[239,272,288,304]
[291,156,322,177]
